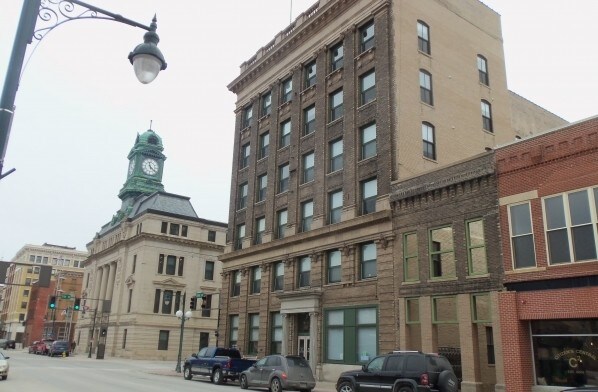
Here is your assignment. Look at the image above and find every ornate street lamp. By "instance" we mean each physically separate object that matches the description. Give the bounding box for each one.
[0,0,167,180]
[175,306,192,373]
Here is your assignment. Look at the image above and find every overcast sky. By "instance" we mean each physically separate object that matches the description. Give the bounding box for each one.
[0,0,597,260]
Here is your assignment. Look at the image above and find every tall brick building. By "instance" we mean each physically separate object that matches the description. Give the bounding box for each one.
[219,0,565,386]
[496,116,598,390]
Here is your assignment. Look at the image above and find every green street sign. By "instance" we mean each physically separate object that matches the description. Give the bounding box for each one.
[61,294,72,300]
[196,292,204,299]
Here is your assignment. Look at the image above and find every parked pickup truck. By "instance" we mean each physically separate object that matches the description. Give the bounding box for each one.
[183,346,257,384]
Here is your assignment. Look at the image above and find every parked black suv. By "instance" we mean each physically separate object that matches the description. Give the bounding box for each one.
[336,351,458,392]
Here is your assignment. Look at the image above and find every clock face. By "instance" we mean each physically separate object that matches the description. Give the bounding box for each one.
[128,160,135,176]
[142,158,159,175]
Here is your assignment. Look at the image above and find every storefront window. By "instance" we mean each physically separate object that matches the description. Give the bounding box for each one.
[533,319,598,387]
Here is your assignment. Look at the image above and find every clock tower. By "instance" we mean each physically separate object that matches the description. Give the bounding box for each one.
[118,129,166,209]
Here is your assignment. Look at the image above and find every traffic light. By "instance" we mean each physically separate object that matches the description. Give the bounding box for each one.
[48,296,56,309]
[189,296,197,310]
[73,298,81,311]
[201,297,207,309]
[100,327,107,337]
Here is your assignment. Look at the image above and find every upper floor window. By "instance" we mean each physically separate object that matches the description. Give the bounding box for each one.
[329,89,343,121]
[250,266,262,294]
[238,182,248,210]
[403,232,419,282]
[235,224,245,250]
[329,138,343,172]
[272,261,285,291]
[429,226,455,278]
[278,164,290,193]
[481,100,493,132]
[422,122,436,160]
[280,120,291,148]
[231,270,241,297]
[240,143,250,169]
[361,122,377,160]
[158,254,184,277]
[304,61,316,88]
[477,55,489,86]
[301,200,314,232]
[254,217,265,245]
[261,92,272,116]
[361,178,377,214]
[544,188,598,264]
[298,256,311,288]
[281,77,293,103]
[303,105,316,135]
[204,260,215,280]
[276,209,288,240]
[329,190,343,225]
[360,242,377,279]
[509,202,537,268]
[419,70,433,105]
[360,70,376,105]
[259,132,270,159]
[169,223,180,236]
[330,42,344,71]
[360,20,375,53]
[302,152,315,184]
[208,230,216,242]
[466,219,488,275]
[417,20,430,54]
[327,249,341,284]
[257,173,268,202]
[242,104,253,129]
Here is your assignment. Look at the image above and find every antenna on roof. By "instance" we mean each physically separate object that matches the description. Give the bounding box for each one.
[290,0,293,24]
[149,120,153,130]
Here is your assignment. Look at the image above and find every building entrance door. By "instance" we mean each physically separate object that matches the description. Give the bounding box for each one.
[298,336,310,360]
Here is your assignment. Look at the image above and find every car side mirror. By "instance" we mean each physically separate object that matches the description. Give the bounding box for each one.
[192,353,198,358]
[362,364,367,372]
[4,357,9,359]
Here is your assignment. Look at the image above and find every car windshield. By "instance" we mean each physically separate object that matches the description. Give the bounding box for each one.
[286,356,310,368]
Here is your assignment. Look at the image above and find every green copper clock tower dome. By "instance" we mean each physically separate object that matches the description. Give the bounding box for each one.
[118,129,166,209]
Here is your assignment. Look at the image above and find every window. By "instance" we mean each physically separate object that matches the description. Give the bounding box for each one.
[250,266,262,294]
[329,89,343,121]
[302,152,315,184]
[254,217,265,245]
[177,257,184,276]
[301,200,314,232]
[325,307,378,363]
[329,190,343,224]
[477,55,489,85]
[153,289,161,313]
[238,182,248,209]
[235,224,245,250]
[360,21,375,53]
[158,330,169,350]
[403,232,419,282]
[248,313,260,355]
[259,132,269,159]
[242,104,253,129]
[330,42,344,71]
[169,223,180,236]
[272,261,284,291]
[361,123,377,160]
[231,270,241,297]
[229,315,239,348]
[481,100,493,132]
[166,255,176,275]
[161,222,167,233]
[162,290,173,314]
[432,296,457,323]
[304,61,316,88]
[544,188,598,264]
[417,20,430,54]
[298,256,311,288]
[122,329,127,349]
[127,289,133,313]
[429,226,456,278]
[271,312,283,354]
[422,122,436,160]
[181,225,188,237]
[23,289,29,297]
[327,249,341,284]
[329,138,343,172]
[208,230,216,242]
[201,295,212,317]
[303,105,316,135]
[21,301,27,309]
[419,70,433,105]
[205,261,215,280]
[278,164,290,193]
[257,174,267,202]
[281,77,293,103]
[361,178,377,214]
[261,92,272,116]
[360,70,376,105]
[276,209,287,239]
[280,120,291,148]
[486,327,495,365]
[240,143,250,169]
[509,202,537,268]
[360,242,377,279]
[467,219,488,275]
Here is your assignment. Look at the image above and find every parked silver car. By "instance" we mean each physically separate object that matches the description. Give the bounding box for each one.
[240,355,316,392]
[0,352,9,380]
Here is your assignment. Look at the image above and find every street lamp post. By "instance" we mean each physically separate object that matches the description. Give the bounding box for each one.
[175,293,192,373]
[0,0,167,180]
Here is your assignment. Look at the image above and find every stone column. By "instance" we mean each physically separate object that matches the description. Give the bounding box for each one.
[309,312,318,375]
[281,313,289,355]
[458,293,482,392]
[99,265,109,302]
[398,298,407,349]
[106,261,116,301]
[419,296,436,353]
[93,266,103,303]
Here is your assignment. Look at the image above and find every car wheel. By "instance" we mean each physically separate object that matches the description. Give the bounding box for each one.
[437,370,459,392]
[396,387,413,392]
[337,381,354,392]
[300,389,312,392]
[270,377,282,392]
[2,375,6,380]
[213,368,223,385]
[183,366,193,380]
[240,374,249,389]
